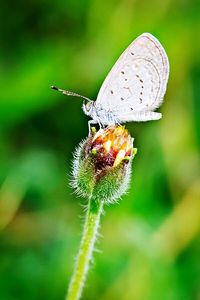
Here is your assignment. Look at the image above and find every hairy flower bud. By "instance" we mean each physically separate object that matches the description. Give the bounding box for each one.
[72,126,137,204]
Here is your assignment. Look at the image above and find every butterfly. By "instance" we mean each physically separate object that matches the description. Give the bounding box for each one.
[51,33,169,130]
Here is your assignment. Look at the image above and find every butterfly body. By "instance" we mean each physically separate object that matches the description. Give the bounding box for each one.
[83,102,120,126]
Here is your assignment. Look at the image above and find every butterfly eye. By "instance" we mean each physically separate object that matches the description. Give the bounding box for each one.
[85,101,92,112]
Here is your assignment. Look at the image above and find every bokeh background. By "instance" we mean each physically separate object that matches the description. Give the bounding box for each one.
[0,0,200,299]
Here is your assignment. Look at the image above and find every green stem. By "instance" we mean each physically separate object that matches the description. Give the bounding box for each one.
[66,198,104,300]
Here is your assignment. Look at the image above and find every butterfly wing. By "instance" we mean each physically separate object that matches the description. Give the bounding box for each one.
[95,33,169,121]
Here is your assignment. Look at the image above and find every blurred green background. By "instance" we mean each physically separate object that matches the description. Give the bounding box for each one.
[0,0,200,299]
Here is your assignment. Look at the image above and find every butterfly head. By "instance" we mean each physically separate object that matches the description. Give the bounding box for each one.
[83,101,95,116]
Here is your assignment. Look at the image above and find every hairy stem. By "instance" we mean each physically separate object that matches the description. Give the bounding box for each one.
[66,198,104,300]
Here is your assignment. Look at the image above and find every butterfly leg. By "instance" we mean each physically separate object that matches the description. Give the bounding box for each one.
[98,120,102,129]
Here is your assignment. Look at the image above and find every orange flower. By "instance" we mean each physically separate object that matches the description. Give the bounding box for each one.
[88,126,133,170]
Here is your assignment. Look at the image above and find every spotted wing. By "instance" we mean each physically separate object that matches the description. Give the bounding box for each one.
[95,33,169,121]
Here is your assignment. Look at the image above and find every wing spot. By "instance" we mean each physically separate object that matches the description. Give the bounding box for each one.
[121,71,125,74]
[141,86,144,89]
[121,97,124,101]
[123,86,132,95]
[140,79,143,83]
[136,74,139,78]
[131,52,134,55]
[111,90,114,94]
[125,78,127,81]
[131,108,133,111]
[140,92,143,95]
[140,98,142,103]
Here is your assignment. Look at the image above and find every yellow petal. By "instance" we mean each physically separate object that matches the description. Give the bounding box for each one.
[114,149,126,167]
[103,140,112,153]
[92,129,104,142]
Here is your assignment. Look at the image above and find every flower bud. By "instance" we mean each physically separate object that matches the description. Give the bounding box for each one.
[72,126,137,204]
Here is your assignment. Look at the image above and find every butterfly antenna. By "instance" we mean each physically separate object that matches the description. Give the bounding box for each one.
[51,86,93,102]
